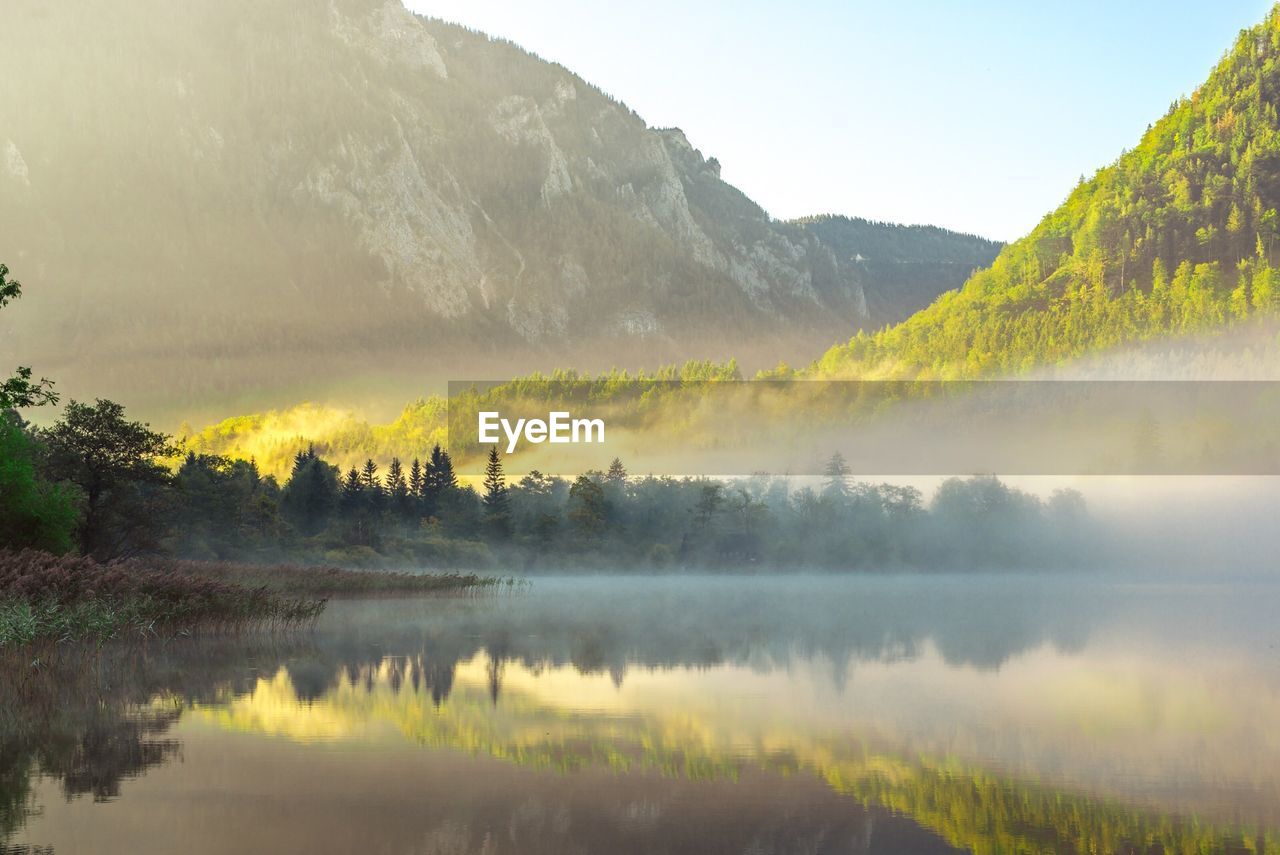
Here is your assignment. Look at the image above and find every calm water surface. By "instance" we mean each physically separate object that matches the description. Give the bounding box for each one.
[4,575,1279,854]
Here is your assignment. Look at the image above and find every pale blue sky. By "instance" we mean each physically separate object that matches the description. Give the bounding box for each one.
[404,1,1273,241]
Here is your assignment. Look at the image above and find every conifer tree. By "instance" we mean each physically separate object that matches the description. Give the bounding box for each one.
[482,447,511,536]
[408,458,424,504]
[422,444,456,517]
[386,457,412,522]
[606,457,628,486]
[360,459,380,491]
[822,452,851,501]
[339,467,363,513]
[281,444,337,536]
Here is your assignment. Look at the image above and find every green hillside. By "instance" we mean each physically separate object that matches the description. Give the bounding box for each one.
[815,6,1280,379]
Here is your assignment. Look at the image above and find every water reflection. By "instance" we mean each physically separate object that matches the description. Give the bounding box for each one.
[4,576,1279,854]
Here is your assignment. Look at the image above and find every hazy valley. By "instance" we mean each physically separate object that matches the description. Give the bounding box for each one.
[0,0,998,424]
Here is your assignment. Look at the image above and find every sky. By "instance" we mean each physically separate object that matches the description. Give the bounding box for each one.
[403,0,1273,242]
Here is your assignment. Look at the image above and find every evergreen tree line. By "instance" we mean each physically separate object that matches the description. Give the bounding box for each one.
[2,401,1095,571]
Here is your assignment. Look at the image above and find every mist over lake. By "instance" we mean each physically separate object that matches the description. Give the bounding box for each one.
[6,574,1278,854]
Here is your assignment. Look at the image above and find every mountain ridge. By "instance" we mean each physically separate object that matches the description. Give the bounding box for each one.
[0,0,997,422]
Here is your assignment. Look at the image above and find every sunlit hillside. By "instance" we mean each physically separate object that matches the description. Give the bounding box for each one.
[813,6,1280,380]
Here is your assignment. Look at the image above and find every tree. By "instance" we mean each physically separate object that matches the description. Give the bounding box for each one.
[339,467,363,510]
[567,474,606,541]
[408,458,424,509]
[280,445,338,537]
[359,459,380,491]
[386,457,413,522]
[482,447,511,537]
[692,482,724,530]
[429,445,457,489]
[338,465,377,547]
[513,470,563,546]
[822,452,851,501]
[171,453,281,558]
[606,457,628,486]
[0,412,77,552]
[41,399,175,558]
[0,263,57,409]
[423,444,457,518]
[359,458,386,520]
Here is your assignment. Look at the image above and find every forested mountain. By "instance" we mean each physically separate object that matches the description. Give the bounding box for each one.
[0,0,988,421]
[794,216,1001,323]
[815,6,1280,379]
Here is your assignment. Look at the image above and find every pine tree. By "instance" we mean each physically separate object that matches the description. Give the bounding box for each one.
[290,446,313,477]
[482,447,511,536]
[423,444,457,518]
[281,445,337,537]
[386,457,413,522]
[606,457,628,486]
[425,444,456,493]
[433,446,457,490]
[822,452,851,501]
[408,458,424,503]
[360,459,379,490]
[339,467,363,514]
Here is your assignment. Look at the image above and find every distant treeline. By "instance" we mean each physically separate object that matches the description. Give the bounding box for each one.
[792,214,1003,265]
[2,400,1094,571]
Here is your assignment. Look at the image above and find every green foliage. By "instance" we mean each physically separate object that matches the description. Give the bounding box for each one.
[566,474,607,542]
[170,453,283,560]
[481,447,511,537]
[816,9,1280,378]
[41,399,177,559]
[279,446,338,537]
[0,264,56,410]
[0,415,76,553]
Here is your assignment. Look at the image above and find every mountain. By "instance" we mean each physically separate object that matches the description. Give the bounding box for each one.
[814,6,1280,380]
[793,216,1001,324]
[0,0,994,422]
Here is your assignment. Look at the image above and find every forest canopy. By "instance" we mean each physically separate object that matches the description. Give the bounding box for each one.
[814,8,1280,380]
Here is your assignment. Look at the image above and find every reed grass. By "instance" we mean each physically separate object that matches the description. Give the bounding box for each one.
[0,550,323,645]
[0,551,512,647]
[146,557,514,598]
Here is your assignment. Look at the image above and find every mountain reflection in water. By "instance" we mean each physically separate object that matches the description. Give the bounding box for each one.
[4,575,1278,855]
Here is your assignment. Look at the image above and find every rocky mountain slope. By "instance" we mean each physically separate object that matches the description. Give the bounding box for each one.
[0,0,995,420]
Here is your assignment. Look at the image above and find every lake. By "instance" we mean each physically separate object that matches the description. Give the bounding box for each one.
[3,575,1278,854]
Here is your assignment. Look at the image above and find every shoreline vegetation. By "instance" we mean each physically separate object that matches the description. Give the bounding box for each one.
[0,550,505,648]
[3,380,1096,578]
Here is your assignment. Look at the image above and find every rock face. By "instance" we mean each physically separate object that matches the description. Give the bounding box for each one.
[0,0,991,418]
